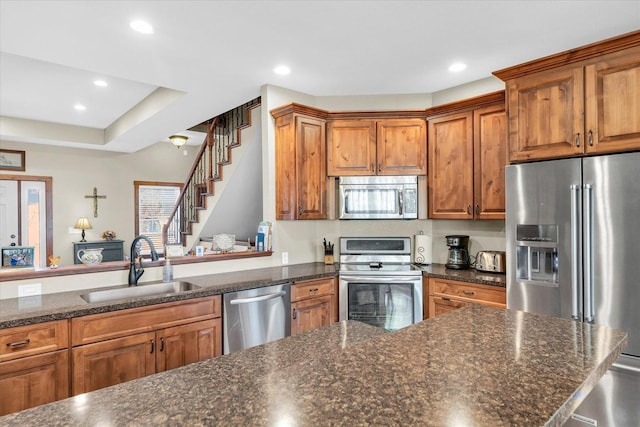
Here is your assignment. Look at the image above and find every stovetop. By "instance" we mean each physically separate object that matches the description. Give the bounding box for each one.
[339,262,423,276]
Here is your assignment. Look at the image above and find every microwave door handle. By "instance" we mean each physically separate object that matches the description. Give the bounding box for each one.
[398,190,403,215]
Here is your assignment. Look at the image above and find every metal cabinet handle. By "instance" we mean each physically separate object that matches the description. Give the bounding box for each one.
[475,204,480,215]
[309,288,319,293]
[159,337,165,352]
[6,338,31,347]
[292,308,297,319]
[462,290,475,296]
[575,133,581,147]
[378,163,382,173]
[150,339,155,354]
[370,163,374,173]
[298,206,303,216]
[467,205,472,215]
[588,130,594,147]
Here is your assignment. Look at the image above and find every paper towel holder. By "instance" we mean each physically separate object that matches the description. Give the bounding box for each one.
[414,231,432,265]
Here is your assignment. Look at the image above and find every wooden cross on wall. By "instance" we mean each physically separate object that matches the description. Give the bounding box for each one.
[85,187,106,218]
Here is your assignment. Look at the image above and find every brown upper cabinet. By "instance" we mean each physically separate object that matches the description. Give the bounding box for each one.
[427,92,507,220]
[327,118,427,176]
[494,31,640,163]
[270,104,328,220]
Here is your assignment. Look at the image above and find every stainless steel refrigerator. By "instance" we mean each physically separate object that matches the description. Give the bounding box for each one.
[506,152,640,427]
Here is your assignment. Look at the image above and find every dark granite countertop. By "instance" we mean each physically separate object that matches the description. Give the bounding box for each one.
[0,306,627,426]
[1,262,504,329]
[0,263,339,329]
[417,263,507,287]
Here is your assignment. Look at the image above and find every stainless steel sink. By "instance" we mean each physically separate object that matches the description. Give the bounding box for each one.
[81,281,201,303]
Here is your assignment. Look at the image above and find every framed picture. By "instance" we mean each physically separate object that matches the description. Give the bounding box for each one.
[1,246,35,268]
[0,149,26,172]
[165,244,184,258]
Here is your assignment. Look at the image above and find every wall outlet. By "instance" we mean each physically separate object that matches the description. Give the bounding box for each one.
[18,283,42,297]
[281,252,289,265]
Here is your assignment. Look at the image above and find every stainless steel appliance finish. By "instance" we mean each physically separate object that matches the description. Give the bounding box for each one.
[506,152,640,426]
[223,283,291,355]
[475,251,506,274]
[339,237,423,330]
[338,176,418,219]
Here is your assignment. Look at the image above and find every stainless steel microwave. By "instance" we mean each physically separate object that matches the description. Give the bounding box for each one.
[338,176,418,219]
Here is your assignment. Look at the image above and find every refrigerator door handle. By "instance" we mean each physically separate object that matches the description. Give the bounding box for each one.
[584,184,595,323]
[570,184,583,321]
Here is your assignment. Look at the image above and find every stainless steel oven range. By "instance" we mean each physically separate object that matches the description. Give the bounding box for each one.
[339,237,423,331]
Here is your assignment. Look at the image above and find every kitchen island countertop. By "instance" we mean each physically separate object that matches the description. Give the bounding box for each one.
[0,305,627,426]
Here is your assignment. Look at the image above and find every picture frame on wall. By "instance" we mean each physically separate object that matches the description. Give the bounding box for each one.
[1,246,35,268]
[0,149,26,171]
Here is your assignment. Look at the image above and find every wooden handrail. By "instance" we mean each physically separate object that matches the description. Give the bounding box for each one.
[162,97,261,248]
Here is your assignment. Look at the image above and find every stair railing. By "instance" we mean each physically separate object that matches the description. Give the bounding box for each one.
[163,97,260,247]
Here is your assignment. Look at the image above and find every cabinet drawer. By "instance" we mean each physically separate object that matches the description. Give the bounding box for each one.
[291,277,335,302]
[0,320,69,362]
[71,296,221,346]
[430,279,506,306]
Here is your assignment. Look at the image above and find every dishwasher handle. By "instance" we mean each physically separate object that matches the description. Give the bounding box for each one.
[229,290,287,305]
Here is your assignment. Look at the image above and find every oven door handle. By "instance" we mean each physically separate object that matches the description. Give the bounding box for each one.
[340,275,419,282]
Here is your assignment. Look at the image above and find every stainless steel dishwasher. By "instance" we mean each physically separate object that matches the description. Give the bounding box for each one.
[223,283,291,354]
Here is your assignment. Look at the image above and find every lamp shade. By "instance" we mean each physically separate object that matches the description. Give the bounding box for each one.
[74,217,92,242]
[74,217,92,230]
[169,135,188,148]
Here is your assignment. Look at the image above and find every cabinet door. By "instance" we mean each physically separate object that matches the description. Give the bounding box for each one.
[296,116,326,219]
[428,296,471,319]
[72,332,155,395]
[0,350,69,416]
[327,120,376,176]
[291,296,332,336]
[428,112,474,218]
[156,319,222,372]
[376,119,427,175]
[585,47,640,154]
[507,65,584,162]
[474,103,507,219]
[275,113,297,220]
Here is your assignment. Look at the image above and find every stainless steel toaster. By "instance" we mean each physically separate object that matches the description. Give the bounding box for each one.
[475,251,506,274]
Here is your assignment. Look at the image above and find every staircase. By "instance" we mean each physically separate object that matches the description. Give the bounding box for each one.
[163,97,261,250]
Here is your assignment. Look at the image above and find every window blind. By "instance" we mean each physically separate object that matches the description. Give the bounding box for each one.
[137,184,180,252]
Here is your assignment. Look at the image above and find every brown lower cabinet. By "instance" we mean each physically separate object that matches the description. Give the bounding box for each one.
[0,350,69,416]
[427,277,506,319]
[71,296,222,395]
[291,277,337,335]
[72,318,221,394]
[0,319,69,416]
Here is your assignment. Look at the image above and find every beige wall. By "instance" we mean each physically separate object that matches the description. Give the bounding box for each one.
[1,77,506,299]
[0,139,198,266]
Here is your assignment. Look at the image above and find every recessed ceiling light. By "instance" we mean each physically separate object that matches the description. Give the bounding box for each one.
[74,104,86,111]
[93,80,108,87]
[130,20,154,35]
[448,62,467,72]
[273,65,291,75]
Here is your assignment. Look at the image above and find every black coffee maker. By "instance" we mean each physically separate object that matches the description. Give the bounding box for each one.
[445,235,470,269]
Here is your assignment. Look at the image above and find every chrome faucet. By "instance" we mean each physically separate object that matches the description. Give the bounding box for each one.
[128,235,159,286]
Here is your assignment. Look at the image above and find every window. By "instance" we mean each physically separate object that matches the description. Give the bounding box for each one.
[134,181,182,253]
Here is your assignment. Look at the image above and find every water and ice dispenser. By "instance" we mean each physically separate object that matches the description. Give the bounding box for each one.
[515,225,559,284]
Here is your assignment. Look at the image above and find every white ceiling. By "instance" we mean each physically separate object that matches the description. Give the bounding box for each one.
[1,1,638,153]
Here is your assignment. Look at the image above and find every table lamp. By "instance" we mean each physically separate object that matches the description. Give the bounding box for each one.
[74,217,92,242]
